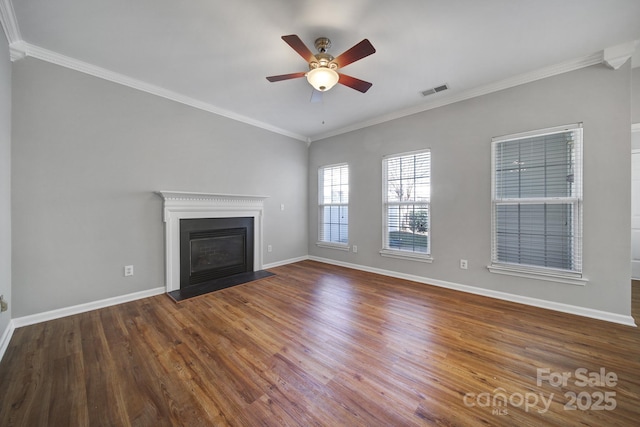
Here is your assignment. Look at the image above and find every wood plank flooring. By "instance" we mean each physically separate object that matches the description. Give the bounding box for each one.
[1,260,639,426]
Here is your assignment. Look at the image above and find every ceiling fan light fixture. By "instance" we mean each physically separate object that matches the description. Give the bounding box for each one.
[306,67,339,92]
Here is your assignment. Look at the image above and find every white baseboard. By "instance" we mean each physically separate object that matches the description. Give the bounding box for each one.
[263,255,309,270]
[12,287,166,329]
[0,255,307,363]
[2,254,635,365]
[309,256,637,327]
[5,254,311,335]
[0,319,16,362]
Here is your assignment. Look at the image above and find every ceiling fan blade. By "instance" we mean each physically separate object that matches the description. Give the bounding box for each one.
[332,39,376,68]
[266,71,307,82]
[281,35,316,63]
[338,73,373,93]
[310,89,323,103]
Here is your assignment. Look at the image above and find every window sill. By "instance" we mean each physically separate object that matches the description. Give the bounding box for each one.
[379,249,433,263]
[487,263,587,286]
[316,242,350,251]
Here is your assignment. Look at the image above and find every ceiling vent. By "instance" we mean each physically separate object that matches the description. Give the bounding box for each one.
[421,83,449,97]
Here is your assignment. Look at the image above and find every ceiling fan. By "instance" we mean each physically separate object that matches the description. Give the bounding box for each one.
[266,35,376,97]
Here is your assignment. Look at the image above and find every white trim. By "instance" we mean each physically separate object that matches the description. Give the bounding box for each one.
[382,148,432,160]
[9,42,308,142]
[487,263,587,286]
[316,242,350,251]
[157,191,268,292]
[311,52,603,142]
[157,191,269,206]
[5,37,627,143]
[9,40,25,61]
[490,124,583,278]
[379,249,433,263]
[492,122,582,143]
[1,254,312,361]
[0,319,15,362]
[602,41,637,70]
[308,256,636,327]
[633,123,640,133]
[11,287,165,329]
[263,255,309,270]
[382,150,432,257]
[0,0,20,45]
[1,254,635,364]
[318,163,350,246]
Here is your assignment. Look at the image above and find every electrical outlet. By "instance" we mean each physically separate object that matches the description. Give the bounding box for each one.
[124,265,134,277]
[460,259,468,270]
[267,245,273,253]
[0,295,7,312]
[352,245,358,253]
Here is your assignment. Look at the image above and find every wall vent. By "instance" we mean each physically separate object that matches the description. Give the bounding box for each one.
[421,83,449,97]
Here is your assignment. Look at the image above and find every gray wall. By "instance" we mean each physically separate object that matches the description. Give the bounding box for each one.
[633,66,640,125]
[0,32,12,333]
[12,58,308,317]
[309,63,632,316]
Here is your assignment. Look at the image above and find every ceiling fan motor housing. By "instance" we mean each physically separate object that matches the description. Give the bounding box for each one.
[314,37,331,52]
[309,38,337,70]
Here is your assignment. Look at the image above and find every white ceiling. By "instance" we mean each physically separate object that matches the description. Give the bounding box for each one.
[5,0,640,141]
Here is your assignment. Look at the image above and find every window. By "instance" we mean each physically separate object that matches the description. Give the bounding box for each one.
[318,163,349,248]
[490,123,583,283]
[382,150,431,261]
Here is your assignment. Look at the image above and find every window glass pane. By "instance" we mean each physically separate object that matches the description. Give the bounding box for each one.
[319,164,349,243]
[495,202,574,270]
[495,131,575,200]
[387,206,429,253]
[384,151,430,254]
[492,126,581,274]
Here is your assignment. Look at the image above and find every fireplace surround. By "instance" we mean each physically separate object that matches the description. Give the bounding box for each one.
[157,191,267,292]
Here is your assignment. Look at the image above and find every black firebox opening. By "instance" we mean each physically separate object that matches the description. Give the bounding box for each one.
[180,217,254,289]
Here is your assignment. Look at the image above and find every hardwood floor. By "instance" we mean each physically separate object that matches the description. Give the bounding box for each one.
[1,260,639,426]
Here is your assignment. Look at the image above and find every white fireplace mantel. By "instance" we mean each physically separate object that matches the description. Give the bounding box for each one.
[157,191,268,292]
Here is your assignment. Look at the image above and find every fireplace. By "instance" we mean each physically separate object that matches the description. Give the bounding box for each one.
[180,217,254,289]
[157,191,268,293]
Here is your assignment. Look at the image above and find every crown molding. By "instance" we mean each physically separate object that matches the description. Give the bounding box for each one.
[8,39,24,61]
[602,40,637,70]
[310,51,604,142]
[0,0,20,45]
[6,33,633,145]
[10,41,309,143]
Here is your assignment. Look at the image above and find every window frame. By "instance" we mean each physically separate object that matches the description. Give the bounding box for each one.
[488,123,586,285]
[317,163,350,251]
[380,149,433,263]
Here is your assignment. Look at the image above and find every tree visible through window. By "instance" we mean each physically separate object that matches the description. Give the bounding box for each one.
[318,164,349,244]
[383,150,431,255]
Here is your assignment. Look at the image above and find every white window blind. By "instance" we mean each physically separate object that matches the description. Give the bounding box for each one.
[383,150,431,255]
[491,124,583,276]
[318,164,349,244]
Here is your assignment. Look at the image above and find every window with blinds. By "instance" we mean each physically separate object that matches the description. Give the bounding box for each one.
[491,124,583,276]
[382,150,431,256]
[318,164,349,245]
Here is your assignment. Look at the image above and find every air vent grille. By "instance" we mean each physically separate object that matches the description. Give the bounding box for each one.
[421,83,449,97]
